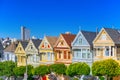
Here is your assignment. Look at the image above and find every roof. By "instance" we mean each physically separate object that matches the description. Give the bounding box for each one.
[61,33,76,47]
[104,28,120,44]
[46,36,58,47]
[81,30,96,45]
[31,39,42,48]
[0,42,3,50]
[4,41,19,52]
[20,41,29,49]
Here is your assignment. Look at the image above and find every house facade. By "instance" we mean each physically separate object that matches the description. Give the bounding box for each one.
[25,39,42,67]
[15,41,28,66]
[3,41,18,62]
[54,33,76,65]
[72,30,96,66]
[93,28,120,62]
[39,36,58,65]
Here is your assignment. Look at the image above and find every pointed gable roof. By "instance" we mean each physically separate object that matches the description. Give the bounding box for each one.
[4,41,19,52]
[20,41,28,49]
[46,36,58,47]
[31,39,42,49]
[61,33,76,47]
[81,30,96,45]
[104,28,120,44]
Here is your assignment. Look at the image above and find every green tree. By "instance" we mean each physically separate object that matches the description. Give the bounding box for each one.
[66,62,90,78]
[49,63,67,75]
[13,65,33,79]
[33,65,49,76]
[0,61,16,77]
[92,59,120,80]
[13,66,25,77]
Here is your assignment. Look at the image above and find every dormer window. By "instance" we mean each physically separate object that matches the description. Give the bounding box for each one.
[31,45,33,49]
[44,42,47,48]
[78,38,82,44]
[60,40,64,46]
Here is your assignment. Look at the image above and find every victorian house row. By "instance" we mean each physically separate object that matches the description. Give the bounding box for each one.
[1,27,120,67]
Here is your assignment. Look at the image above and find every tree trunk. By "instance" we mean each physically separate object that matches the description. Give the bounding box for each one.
[107,77,111,80]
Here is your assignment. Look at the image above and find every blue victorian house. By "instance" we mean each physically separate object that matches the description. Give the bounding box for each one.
[71,30,96,66]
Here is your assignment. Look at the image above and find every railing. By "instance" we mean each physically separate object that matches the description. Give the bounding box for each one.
[72,58,93,62]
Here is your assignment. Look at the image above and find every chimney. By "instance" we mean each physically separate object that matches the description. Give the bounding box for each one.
[65,32,71,34]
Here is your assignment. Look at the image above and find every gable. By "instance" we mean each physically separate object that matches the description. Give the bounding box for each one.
[93,29,114,45]
[39,37,52,49]
[15,43,25,54]
[25,40,38,53]
[72,31,89,46]
[56,35,69,48]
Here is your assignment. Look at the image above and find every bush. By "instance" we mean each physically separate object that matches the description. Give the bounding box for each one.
[0,78,3,80]
[99,76,105,80]
[73,78,79,80]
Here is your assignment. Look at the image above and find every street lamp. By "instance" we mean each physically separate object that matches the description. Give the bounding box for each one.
[24,54,31,80]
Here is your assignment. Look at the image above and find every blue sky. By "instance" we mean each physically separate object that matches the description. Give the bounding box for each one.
[0,0,120,39]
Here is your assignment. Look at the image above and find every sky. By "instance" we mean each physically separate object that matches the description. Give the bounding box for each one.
[0,0,120,39]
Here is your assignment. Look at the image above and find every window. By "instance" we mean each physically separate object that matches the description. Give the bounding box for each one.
[33,55,36,62]
[7,54,9,60]
[64,51,67,59]
[96,48,101,56]
[48,45,50,48]
[19,47,22,51]
[42,44,44,48]
[105,48,109,56]
[101,34,106,40]
[31,45,33,49]
[82,53,86,58]
[87,49,91,58]
[48,52,50,60]
[44,42,47,48]
[60,41,64,46]
[59,52,61,59]
[68,52,71,59]
[87,53,91,58]
[78,38,82,44]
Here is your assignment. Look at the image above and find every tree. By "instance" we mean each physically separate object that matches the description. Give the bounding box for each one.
[49,63,67,75]
[0,61,16,77]
[13,65,33,79]
[92,59,120,80]
[13,66,26,77]
[66,62,90,78]
[33,65,49,76]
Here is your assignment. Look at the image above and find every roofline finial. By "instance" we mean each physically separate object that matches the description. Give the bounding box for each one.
[79,26,82,31]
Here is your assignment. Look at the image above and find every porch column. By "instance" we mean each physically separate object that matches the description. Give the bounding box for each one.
[112,46,115,56]
[109,46,111,56]
[104,46,106,56]
[81,49,82,59]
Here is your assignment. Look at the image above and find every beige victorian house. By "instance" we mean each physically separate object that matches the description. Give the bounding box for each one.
[15,41,28,66]
[93,28,120,62]
[39,36,58,65]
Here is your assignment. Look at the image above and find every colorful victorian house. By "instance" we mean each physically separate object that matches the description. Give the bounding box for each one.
[0,42,3,61]
[54,33,76,65]
[93,28,120,62]
[72,30,96,66]
[15,41,28,66]
[3,41,18,62]
[39,36,58,65]
[25,39,42,67]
